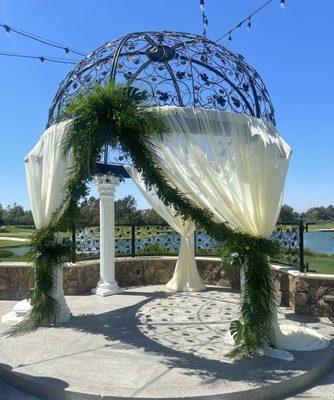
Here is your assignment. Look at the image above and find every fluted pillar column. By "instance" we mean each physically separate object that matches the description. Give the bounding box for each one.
[93,174,123,296]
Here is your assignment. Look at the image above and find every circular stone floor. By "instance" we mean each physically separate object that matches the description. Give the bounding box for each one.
[0,285,333,400]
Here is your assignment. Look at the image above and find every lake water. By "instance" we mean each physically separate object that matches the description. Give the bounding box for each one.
[304,231,334,255]
[4,245,31,256]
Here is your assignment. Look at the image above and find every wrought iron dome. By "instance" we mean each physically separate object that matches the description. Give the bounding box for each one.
[48,30,276,127]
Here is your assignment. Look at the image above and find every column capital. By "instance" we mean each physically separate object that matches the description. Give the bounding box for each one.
[93,174,120,196]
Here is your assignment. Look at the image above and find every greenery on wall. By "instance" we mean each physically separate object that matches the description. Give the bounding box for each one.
[9,82,280,358]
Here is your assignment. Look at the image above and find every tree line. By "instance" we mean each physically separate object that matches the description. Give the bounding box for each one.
[1,199,334,227]
[278,204,334,224]
[0,196,165,227]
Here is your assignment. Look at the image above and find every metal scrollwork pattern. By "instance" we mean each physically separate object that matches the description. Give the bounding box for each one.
[271,223,300,267]
[195,231,221,255]
[48,31,275,126]
[75,226,100,259]
[74,223,302,267]
[135,225,180,255]
[75,225,132,258]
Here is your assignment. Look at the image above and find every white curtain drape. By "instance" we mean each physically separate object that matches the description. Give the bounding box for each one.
[24,121,73,322]
[149,106,328,356]
[25,121,73,228]
[125,165,205,292]
[152,106,291,237]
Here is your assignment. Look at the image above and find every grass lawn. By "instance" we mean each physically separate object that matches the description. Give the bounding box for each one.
[0,255,32,262]
[0,226,35,238]
[0,239,29,248]
[305,253,334,274]
[307,222,334,231]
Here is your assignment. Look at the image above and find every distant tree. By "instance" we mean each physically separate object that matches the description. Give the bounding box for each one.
[114,195,142,224]
[78,197,100,225]
[6,203,24,224]
[278,204,299,223]
[77,195,167,225]
[303,205,334,223]
[141,208,165,224]
[20,210,34,225]
[0,203,3,225]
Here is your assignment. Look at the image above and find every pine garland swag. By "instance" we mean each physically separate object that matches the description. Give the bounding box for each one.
[8,83,279,358]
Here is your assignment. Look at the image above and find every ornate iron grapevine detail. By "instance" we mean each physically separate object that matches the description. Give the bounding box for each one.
[48,30,275,126]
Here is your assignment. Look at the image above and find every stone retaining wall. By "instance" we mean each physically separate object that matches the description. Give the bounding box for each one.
[2,259,334,318]
[272,264,334,318]
[0,257,240,300]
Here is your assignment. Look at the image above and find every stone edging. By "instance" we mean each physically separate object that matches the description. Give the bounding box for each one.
[271,263,334,281]
[271,263,334,317]
[0,256,239,300]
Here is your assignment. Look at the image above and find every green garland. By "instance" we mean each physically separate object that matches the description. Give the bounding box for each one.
[8,83,279,357]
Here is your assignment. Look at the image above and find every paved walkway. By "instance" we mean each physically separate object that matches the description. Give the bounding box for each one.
[0,236,29,242]
[1,367,334,400]
[285,367,334,399]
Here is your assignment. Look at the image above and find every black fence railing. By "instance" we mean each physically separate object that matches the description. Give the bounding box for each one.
[72,220,309,271]
[271,219,311,272]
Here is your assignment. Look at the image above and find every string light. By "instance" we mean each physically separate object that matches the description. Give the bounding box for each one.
[0,50,78,65]
[0,22,85,56]
[3,24,11,37]
[216,0,286,43]
[200,0,208,36]
[247,18,252,31]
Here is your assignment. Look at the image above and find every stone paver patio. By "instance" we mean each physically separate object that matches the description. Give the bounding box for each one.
[0,286,333,399]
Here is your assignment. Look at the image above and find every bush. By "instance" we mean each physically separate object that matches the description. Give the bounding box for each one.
[137,243,174,255]
[0,226,8,233]
[0,249,14,258]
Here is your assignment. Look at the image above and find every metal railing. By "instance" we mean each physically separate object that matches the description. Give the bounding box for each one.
[72,219,309,271]
[271,218,311,272]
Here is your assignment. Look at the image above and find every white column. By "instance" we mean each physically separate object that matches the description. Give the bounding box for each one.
[53,266,71,324]
[2,236,71,325]
[93,174,123,296]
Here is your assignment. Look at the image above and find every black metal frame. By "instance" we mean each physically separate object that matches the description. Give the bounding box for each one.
[72,220,308,271]
[48,30,275,128]
[271,218,310,272]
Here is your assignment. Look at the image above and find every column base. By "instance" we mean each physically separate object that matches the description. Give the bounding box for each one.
[92,281,123,297]
[1,296,71,326]
[13,298,32,317]
[55,295,71,324]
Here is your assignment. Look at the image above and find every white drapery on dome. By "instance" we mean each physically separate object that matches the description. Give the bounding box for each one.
[24,120,73,323]
[152,106,291,237]
[25,121,73,228]
[125,165,205,292]
[149,106,328,356]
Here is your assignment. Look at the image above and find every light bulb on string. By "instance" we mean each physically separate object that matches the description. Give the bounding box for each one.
[228,31,232,44]
[40,56,45,65]
[200,0,205,12]
[3,25,11,37]
[247,18,251,31]
[65,47,70,58]
[280,0,285,10]
[204,15,208,28]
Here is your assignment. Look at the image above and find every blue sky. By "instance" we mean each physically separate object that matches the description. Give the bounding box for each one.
[0,0,333,212]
